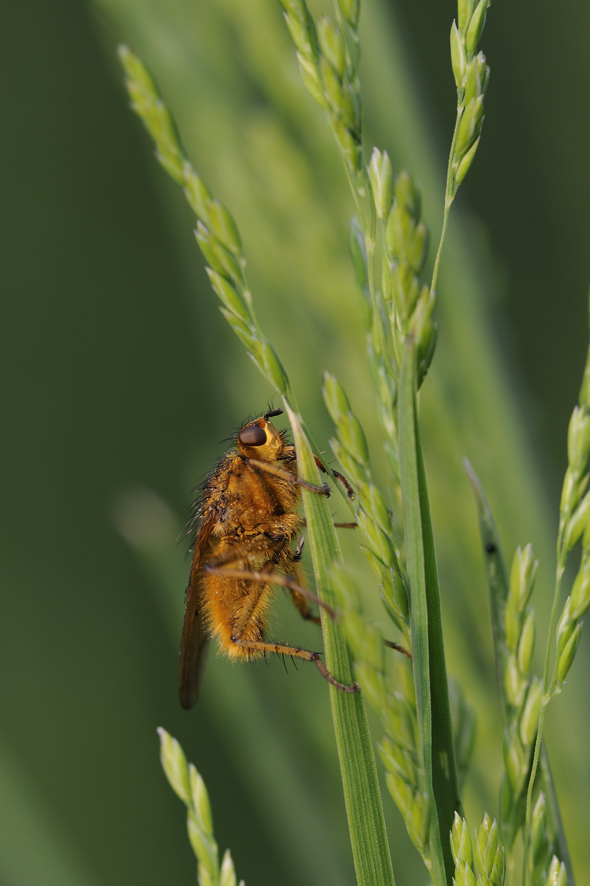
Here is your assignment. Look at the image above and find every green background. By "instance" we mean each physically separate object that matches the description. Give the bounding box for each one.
[2,0,589,884]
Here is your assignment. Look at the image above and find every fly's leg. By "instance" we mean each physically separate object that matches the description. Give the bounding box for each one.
[286,552,322,625]
[331,470,355,501]
[204,539,332,619]
[230,636,359,693]
[210,564,358,692]
[300,519,357,529]
[313,455,355,501]
[204,564,338,620]
[219,565,314,653]
[290,588,321,625]
[224,572,272,646]
[205,535,295,571]
[244,457,330,495]
[260,407,355,500]
[247,452,357,505]
[384,639,413,660]
[293,535,305,561]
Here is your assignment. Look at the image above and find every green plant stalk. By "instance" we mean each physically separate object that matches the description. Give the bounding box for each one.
[336,152,384,362]
[429,112,461,299]
[285,405,396,886]
[324,100,373,235]
[398,338,459,885]
[323,103,386,364]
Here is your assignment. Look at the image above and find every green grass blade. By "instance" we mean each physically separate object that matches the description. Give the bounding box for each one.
[539,750,576,884]
[398,339,459,886]
[464,458,510,710]
[285,404,396,886]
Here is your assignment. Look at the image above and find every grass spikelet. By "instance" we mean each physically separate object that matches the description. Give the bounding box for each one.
[157,729,244,886]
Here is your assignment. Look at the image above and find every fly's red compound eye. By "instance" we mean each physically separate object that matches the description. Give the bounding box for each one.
[238,424,267,447]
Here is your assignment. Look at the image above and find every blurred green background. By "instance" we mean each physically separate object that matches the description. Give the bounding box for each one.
[2,0,589,884]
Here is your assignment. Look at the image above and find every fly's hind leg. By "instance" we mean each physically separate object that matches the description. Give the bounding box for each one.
[204,562,358,693]
[230,635,359,693]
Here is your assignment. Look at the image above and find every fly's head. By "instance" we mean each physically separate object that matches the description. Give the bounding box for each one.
[237,414,285,461]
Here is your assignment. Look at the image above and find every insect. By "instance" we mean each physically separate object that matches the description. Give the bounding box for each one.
[179,407,359,708]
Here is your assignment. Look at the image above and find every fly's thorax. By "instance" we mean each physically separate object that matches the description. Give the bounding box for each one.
[224,456,301,531]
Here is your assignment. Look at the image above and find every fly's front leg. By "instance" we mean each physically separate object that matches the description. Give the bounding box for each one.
[244,457,330,495]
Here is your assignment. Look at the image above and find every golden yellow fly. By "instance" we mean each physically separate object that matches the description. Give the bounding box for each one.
[179,407,358,708]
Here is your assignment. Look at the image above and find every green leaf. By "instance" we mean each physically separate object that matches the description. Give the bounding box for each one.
[398,338,459,885]
[463,460,510,710]
[285,404,396,886]
[538,753,576,883]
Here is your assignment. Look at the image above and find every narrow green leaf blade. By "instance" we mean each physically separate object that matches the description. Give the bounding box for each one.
[539,750,576,885]
[398,339,459,885]
[464,458,510,711]
[285,403,396,886]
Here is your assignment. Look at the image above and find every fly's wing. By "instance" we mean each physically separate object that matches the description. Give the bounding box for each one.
[178,514,214,709]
